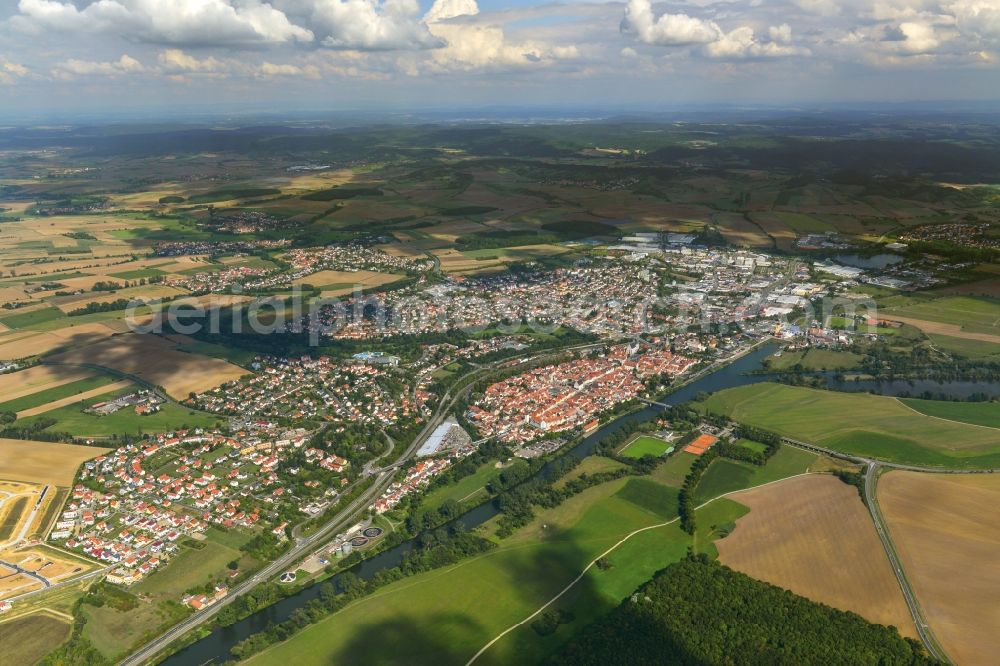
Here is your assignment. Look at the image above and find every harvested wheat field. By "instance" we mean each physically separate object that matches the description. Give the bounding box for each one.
[0,365,94,400]
[0,439,109,486]
[0,322,123,361]
[718,474,917,637]
[47,333,247,397]
[291,269,401,289]
[879,471,1000,665]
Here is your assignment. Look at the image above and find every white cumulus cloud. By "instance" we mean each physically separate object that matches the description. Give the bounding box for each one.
[620,0,720,46]
[422,0,577,71]
[12,0,313,46]
[893,21,941,53]
[948,0,1000,44]
[52,54,145,78]
[285,0,442,50]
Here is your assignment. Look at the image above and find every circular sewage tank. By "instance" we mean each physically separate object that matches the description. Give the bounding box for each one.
[349,535,369,547]
[362,527,383,538]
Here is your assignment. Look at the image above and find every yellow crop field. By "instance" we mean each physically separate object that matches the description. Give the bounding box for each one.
[0,438,109,486]
[879,471,1000,665]
[717,474,917,637]
[47,333,247,397]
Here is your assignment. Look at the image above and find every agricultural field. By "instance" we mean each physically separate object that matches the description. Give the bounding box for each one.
[701,383,1000,468]
[552,456,628,489]
[692,445,818,503]
[0,612,73,665]
[716,474,917,637]
[883,296,1000,343]
[47,333,248,397]
[0,373,118,414]
[244,447,827,666]
[416,461,504,517]
[0,438,108,486]
[927,334,1000,360]
[618,435,673,459]
[0,321,125,360]
[878,471,1000,666]
[899,398,1000,428]
[14,379,132,418]
[0,364,97,399]
[885,296,1000,334]
[15,387,222,438]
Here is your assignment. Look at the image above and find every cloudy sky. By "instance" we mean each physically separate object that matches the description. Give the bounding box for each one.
[1,0,998,118]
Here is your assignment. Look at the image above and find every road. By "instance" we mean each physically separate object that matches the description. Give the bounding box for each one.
[119,340,607,666]
[777,435,995,664]
[119,468,392,666]
[863,462,949,663]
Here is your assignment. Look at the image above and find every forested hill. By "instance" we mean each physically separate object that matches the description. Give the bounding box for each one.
[550,557,936,666]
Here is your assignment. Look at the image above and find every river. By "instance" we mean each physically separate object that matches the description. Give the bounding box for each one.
[832,253,904,269]
[823,376,1000,400]
[163,343,784,665]
[159,342,999,664]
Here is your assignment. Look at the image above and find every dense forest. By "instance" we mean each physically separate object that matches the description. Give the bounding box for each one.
[551,557,936,666]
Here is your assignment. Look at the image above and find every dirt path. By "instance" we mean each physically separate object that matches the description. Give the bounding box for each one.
[465,473,815,665]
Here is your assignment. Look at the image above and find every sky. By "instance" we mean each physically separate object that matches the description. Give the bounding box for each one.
[1,0,999,119]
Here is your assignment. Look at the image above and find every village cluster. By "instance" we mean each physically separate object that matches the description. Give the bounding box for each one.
[51,422,330,586]
[187,353,423,428]
[468,343,696,445]
[166,242,423,294]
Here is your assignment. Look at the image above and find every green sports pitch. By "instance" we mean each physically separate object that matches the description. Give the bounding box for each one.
[619,435,674,459]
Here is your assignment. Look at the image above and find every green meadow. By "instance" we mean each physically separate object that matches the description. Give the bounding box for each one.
[899,398,1000,429]
[886,295,1000,335]
[701,383,1000,468]
[246,445,815,666]
[18,386,222,437]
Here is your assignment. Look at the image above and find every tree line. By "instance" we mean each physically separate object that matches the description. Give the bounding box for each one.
[550,556,937,665]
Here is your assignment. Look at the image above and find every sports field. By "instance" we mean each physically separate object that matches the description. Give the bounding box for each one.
[701,383,1000,468]
[618,435,673,459]
[879,471,1000,665]
[717,474,917,637]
